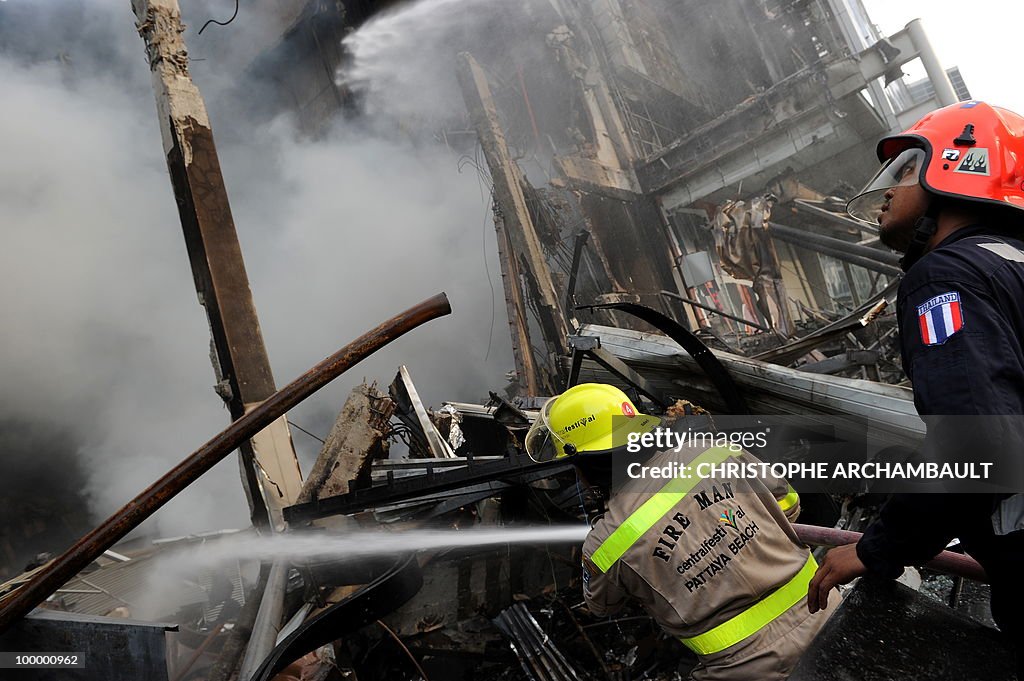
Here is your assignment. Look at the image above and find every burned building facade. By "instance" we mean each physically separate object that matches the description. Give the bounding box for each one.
[440,0,967,391]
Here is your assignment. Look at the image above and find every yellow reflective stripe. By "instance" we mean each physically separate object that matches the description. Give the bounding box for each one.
[590,446,734,573]
[778,485,799,512]
[681,554,818,656]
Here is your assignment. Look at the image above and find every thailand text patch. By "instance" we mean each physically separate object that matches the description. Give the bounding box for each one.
[917,292,964,345]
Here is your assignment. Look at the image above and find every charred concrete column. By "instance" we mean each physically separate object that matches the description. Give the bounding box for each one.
[131,0,303,528]
[457,52,569,394]
[493,212,543,395]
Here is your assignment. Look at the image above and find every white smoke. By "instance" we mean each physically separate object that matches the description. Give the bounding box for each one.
[0,55,237,532]
[342,0,491,123]
[0,0,511,542]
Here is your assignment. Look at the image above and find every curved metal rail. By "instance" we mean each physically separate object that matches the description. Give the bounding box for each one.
[585,302,751,414]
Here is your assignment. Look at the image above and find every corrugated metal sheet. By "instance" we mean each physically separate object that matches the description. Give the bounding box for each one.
[53,537,246,622]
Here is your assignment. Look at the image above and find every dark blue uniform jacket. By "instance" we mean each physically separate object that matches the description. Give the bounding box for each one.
[857,224,1024,636]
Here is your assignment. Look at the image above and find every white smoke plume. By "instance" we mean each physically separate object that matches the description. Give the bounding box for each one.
[342,0,495,123]
[0,0,512,550]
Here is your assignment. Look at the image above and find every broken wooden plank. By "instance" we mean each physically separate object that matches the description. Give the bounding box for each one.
[389,367,458,459]
[493,210,542,394]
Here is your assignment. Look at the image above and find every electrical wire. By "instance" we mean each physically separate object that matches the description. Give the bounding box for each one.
[482,190,497,362]
[286,419,325,444]
[456,150,493,191]
[459,145,498,363]
[198,0,239,35]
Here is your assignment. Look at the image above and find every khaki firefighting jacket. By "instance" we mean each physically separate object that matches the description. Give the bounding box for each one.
[582,441,809,655]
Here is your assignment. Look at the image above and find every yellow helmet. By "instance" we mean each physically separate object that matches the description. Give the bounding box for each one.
[525,383,661,462]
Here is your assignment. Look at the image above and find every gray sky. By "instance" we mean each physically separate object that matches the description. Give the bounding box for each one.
[862,0,1024,115]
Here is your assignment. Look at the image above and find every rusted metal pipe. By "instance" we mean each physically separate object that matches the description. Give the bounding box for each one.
[769,222,902,276]
[0,293,452,633]
[794,523,989,583]
[516,64,542,150]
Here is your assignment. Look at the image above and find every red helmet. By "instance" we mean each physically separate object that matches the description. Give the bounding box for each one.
[847,101,1024,224]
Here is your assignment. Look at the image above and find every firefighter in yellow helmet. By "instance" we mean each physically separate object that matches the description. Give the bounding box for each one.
[527,384,834,681]
[525,383,661,460]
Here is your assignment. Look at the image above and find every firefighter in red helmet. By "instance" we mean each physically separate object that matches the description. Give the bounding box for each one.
[808,101,1024,673]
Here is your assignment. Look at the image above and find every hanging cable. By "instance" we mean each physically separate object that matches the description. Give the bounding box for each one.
[286,419,325,445]
[458,148,498,362]
[198,0,240,35]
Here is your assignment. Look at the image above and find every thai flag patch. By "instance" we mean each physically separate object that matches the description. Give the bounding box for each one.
[917,292,964,345]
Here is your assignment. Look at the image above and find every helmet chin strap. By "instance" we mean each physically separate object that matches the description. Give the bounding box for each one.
[899,199,942,272]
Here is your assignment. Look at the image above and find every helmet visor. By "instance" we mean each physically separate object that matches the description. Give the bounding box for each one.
[846,147,926,225]
[524,397,573,463]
